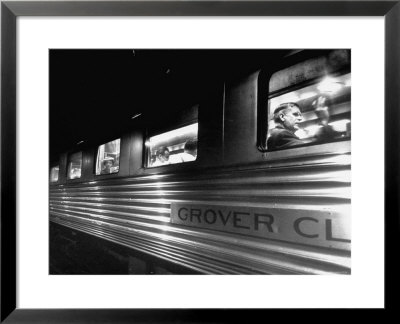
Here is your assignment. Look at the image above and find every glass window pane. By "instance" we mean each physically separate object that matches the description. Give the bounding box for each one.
[95,139,121,175]
[50,166,59,182]
[267,51,351,151]
[67,151,83,179]
[147,123,198,167]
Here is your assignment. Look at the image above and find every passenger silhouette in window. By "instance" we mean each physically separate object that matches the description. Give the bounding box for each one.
[101,157,115,174]
[70,167,81,179]
[267,99,340,150]
[180,139,197,162]
[152,146,170,166]
[267,102,305,150]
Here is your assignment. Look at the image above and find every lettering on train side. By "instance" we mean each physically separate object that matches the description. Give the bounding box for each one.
[326,219,351,243]
[294,217,319,238]
[171,203,351,250]
[255,213,274,232]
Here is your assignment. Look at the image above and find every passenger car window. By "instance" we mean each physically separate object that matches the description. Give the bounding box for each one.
[67,151,83,179]
[50,165,59,182]
[266,50,351,151]
[146,123,198,168]
[95,139,120,175]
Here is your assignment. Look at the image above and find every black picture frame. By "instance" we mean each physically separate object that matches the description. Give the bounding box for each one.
[1,0,398,322]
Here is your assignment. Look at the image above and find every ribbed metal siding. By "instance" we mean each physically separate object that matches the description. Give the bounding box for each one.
[49,155,351,274]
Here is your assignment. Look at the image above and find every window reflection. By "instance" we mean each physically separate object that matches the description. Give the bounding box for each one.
[267,51,351,151]
[67,151,82,179]
[50,165,59,182]
[95,139,120,175]
[147,123,198,167]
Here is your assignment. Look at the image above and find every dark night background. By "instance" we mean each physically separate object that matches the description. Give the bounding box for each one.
[50,49,290,162]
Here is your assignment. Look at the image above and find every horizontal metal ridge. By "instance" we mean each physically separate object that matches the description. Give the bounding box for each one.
[51,166,350,190]
[51,209,350,260]
[50,186,350,199]
[50,197,348,210]
[50,209,350,275]
[51,216,348,275]
[49,161,351,274]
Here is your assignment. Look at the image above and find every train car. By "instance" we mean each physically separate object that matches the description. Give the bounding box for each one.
[49,49,351,275]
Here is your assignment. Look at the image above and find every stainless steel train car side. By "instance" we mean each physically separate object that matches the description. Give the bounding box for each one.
[49,50,351,274]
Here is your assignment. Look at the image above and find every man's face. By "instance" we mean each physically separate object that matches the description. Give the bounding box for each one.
[280,106,303,131]
[163,150,170,161]
[104,161,113,169]
[159,150,170,162]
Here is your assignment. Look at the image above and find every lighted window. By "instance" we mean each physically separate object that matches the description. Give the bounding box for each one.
[50,165,59,182]
[67,151,82,179]
[266,50,351,151]
[147,123,198,167]
[95,139,120,175]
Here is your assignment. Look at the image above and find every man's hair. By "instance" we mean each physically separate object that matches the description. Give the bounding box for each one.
[157,146,169,156]
[273,102,300,123]
[103,157,114,165]
[184,139,197,154]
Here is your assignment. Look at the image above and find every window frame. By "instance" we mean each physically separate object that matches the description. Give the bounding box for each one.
[144,104,199,169]
[144,121,199,169]
[66,151,83,181]
[94,138,122,177]
[257,50,351,153]
[49,164,60,184]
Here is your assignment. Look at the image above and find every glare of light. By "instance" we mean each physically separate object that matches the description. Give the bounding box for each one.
[157,198,169,205]
[294,129,310,139]
[317,77,343,94]
[149,123,198,146]
[77,140,84,145]
[275,93,300,105]
[303,125,322,137]
[325,154,351,165]
[155,187,166,196]
[169,143,185,151]
[335,155,351,165]
[299,91,317,100]
[345,79,352,87]
[155,182,164,188]
[145,140,151,147]
[131,113,142,119]
[328,119,350,132]
[270,94,300,112]
[145,174,167,181]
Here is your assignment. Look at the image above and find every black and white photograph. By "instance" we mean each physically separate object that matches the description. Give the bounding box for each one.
[2,1,393,318]
[49,49,352,275]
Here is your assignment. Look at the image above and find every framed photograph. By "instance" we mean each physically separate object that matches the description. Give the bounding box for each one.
[1,0,397,322]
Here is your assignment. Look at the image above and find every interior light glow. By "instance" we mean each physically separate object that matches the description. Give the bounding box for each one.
[317,77,343,94]
[295,129,310,139]
[299,91,317,100]
[149,123,198,146]
[328,119,351,132]
[302,125,322,137]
